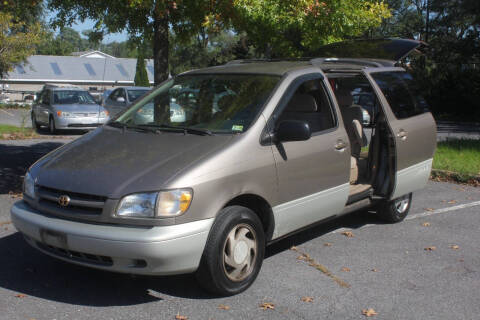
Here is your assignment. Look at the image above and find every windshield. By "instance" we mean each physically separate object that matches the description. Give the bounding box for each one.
[127,89,150,102]
[114,74,280,134]
[53,90,96,104]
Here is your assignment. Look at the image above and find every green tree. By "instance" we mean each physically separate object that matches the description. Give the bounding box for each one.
[134,52,150,86]
[47,1,392,84]
[229,0,392,57]
[47,0,228,85]
[0,12,43,77]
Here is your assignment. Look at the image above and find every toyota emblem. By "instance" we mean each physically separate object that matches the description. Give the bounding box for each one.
[58,195,71,207]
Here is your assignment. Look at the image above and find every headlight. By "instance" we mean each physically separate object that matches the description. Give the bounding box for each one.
[23,172,35,198]
[115,189,192,218]
[56,111,73,118]
[157,189,192,217]
[99,111,109,118]
[116,193,157,218]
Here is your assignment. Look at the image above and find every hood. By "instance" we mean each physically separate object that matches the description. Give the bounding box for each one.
[312,38,427,64]
[31,126,233,198]
[52,103,102,113]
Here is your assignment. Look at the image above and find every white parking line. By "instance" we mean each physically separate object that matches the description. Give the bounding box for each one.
[405,200,480,220]
[0,109,14,116]
[331,200,480,234]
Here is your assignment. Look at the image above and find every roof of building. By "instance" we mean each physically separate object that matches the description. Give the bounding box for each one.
[2,55,154,84]
[71,50,117,59]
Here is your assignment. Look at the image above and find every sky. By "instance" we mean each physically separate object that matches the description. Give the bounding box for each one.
[46,11,129,43]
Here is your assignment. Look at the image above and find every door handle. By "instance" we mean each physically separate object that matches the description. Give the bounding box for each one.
[397,129,407,141]
[334,140,347,151]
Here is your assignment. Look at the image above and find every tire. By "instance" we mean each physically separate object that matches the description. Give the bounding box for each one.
[31,113,40,131]
[377,193,412,223]
[196,205,265,296]
[48,116,56,134]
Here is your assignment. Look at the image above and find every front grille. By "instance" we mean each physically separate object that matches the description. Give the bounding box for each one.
[36,185,106,216]
[36,241,113,266]
[73,112,98,117]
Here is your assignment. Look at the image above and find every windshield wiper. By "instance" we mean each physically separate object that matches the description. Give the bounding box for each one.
[108,121,160,134]
[138,124,213,136]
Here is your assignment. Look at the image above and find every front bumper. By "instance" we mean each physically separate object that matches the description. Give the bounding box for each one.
[55,116,108,130]
[11,201,213,275]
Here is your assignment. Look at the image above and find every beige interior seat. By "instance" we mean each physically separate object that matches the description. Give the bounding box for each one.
[336,88,368,184]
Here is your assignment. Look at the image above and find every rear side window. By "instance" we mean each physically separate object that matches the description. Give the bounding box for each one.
[371,72,429,119]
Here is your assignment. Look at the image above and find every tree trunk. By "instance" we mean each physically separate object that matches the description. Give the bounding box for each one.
[153,15,169,86]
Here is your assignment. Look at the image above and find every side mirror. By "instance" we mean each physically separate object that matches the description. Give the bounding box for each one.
[276,120,311,142]
[116,97,126,103]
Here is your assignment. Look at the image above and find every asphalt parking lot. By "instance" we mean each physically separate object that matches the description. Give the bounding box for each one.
[0,138,479,320]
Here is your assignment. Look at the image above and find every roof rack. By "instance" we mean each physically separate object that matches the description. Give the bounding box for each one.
[226,57,392,68]
[310,58,388,68]
[226,58,311,65]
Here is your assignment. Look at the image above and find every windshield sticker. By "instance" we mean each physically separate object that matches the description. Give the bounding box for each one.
[232,125,244,132]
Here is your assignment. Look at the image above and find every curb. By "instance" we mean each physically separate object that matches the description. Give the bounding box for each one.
[431,169,480,186]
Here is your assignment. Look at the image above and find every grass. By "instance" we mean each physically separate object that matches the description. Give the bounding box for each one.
[433,139,480,182]
[0,124,37,139]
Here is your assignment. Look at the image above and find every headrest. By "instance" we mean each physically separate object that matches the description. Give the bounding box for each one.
[217,94,235,111]
[286,94,318,112]
[335,88,353,107]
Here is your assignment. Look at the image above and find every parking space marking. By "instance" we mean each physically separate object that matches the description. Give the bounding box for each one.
[331,200,480,235]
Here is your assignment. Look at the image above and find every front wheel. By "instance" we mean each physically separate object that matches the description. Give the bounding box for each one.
[31,113,40,131]
[377,193,412,223]
[196,206,265,296]
[48,116,56,134]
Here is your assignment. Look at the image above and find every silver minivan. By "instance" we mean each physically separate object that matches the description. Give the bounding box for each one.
[12,39,436,295]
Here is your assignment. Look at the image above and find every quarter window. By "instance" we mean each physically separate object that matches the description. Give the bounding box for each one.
[371,72,429,119]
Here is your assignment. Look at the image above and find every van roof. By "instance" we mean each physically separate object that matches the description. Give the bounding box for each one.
[185,39,424,76]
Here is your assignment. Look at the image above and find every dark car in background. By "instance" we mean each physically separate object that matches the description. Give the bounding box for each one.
[103,86,150,117]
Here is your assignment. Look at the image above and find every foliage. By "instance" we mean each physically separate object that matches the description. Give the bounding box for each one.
[0,0,44,25]
[47,0,228,84]
[169,31,255,75]
[134,52,150,86]
[46,0,392,83]
[0,12,43,78]
[231,0,392,57]
[372,0,480,121]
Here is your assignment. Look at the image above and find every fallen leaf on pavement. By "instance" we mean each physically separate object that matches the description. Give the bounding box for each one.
[449,245,460,250]
[218,304,230,310]
[301,296,314,302]
[422,222,431,227]
[371,268,378,272]
[290,246,298,251]
[447,200,457,204]
[425,208,434,212]
[341,231,354,238]
[341,267,351,272]
[8,191,23,199]
[424,246,436,251]
[362,308,378,317]
[175,314,188,320]
[15,293,27,298]
[260,302,275,310]
[324,242,332,247]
